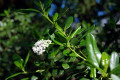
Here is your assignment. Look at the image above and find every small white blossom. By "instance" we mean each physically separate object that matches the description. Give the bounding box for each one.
[32,39,52,55]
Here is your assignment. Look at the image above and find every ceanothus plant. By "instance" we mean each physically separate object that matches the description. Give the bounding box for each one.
[6,1,120,80]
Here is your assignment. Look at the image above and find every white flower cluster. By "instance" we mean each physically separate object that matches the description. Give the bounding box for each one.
[32,39,52,55]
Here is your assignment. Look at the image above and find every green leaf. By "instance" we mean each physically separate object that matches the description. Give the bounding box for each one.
[13,54,24,69]
[19,9,41,13]
[70,26,81,39]
[110,52,119,71]
[44,8,51,16]
[63,50,70,56]
[111,74,120,80]
[76,27,86,34]
[34,1,44,11]
[59,70,64,75]
[80,25,95,40]
[69,52,76,57]
[90,68,96,78]
[80,78,90,80]
[31,75,38,80]
[64,16,73,30]
[5,72,23,80]
[52,69,58,76]
[55,22,64,33]
[86,33,101,67]
[111,65,120,75]
[44,0,53,10]
[69,57,76,62]
[70,38,79,46]
[101,52,110,72]
[54,32,67,44]
[55,31,67,42]
[50,34,63,46]
[53,13,58,22]
[62,63,70,69]
[24,51,30,68]
[82,20,88,28]
[36,69,45,73]
[21,77,29,80]
[79,39,86,47]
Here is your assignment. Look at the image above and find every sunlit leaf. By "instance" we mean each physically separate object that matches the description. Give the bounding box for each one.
[53,13,58,22]
[90,68,96,78]
[101,52,110,72]
[31,75,38,80]
[110,52,119,71]
[62,63,70,69]
[70,26,81,39]
[111,74,120,80]
[86,33,101,67]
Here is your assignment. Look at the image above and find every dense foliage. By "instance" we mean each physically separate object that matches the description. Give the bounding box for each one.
[0,0,120,80]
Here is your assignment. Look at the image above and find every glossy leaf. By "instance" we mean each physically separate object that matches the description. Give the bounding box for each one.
[76,27,86,34]
[70,26,81,39]
[31,75,38,80]
[53,13,58,22]
[13,54,24,69]
[86,33,101,67]
[110,52,119,71]
[62,63,70,69]
[90,68,96,78]
[101,52,110,72]
[64,16,73,30]
[5,72,23,80]
[24,51,30,68]
[111,74,120,80]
